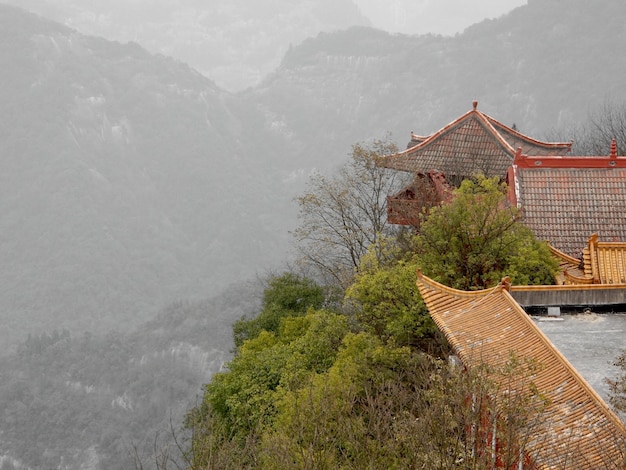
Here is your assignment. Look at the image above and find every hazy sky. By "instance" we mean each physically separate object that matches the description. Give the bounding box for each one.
[354,0,527,35]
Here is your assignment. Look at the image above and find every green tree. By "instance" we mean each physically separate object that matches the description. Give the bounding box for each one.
[293,139,409,290]
[416,174,558,290]
[186,309,350,467]
[261,337,549,470]
[232,272,325,348]
[345,243,437,349]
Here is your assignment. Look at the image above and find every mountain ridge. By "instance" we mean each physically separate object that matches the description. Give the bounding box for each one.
[2,0,372,91]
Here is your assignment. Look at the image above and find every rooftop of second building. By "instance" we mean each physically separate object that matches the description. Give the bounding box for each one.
[380,101,572,177]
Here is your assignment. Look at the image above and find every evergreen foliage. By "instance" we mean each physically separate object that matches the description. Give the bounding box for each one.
[232,273,326,348]
[346,248,436,349]
[187,172,564,468]
[416,175,558,290]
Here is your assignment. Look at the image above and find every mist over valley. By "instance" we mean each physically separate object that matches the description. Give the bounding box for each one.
[1,1,626,467]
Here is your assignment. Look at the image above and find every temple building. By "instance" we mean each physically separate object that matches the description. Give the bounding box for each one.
[551,233,626,285]
[380,103,626,269]
[378,101,572,226]
[387,104,626,467]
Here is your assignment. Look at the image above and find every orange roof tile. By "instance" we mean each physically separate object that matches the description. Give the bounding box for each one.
[380,102,572,178]
[417,271,626,469]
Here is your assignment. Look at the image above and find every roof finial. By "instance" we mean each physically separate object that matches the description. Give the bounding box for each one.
[472,100,478,111]
[610,138,617,158]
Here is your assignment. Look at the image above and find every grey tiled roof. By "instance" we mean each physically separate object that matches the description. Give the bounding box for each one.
[380,103,571,178]
[516,167,626,257]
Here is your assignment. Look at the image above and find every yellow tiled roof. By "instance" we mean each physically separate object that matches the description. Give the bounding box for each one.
[551,234,626,285]
[547,242,587,285]
[417,271,626,469]
[584,233,626,284]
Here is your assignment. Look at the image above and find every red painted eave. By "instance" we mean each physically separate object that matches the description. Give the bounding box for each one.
[513,152,626,169]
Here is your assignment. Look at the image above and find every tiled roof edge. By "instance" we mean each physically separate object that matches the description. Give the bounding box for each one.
[410,105,517,159]
[548,242,582,266]
[510,283,626,292]
[473,109,517,155]
[378,106,480,167]
[485,114,573,151]
[416,269,504,298]
[417,271,626,438]
[499,288,626,436]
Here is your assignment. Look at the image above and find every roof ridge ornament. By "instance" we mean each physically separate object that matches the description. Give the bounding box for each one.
[610,138,617,158]
[472,100,478,111]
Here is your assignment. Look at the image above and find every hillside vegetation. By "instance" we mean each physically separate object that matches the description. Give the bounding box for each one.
[0,281,259,469]
[186,173,562,469]
[2,1,626,467]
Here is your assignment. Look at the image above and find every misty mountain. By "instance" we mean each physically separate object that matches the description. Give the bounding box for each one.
[354,0,525,35]
[3,0,371,91]
[246,0,626,171]
[3,0,626,351]
[0,4,293,348]
[3,0,626,468]
[0,281,261,469]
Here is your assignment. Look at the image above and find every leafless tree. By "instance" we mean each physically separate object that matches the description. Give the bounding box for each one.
[292,138,409,290]
[546,100,626,156]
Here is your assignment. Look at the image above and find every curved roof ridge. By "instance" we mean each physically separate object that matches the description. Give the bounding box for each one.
[484,114,573,151]
[406,106,515,157]
[398,107,479,156]
[409,131,431,142]
[415,269,504,298]
[473,108,517,154]
[417,271,596,398]
[547,242,582,266]
[563,270,594,284]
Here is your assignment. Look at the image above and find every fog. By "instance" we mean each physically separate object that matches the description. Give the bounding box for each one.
[2,0,625,468]
[6,0,526,91]
[354,0,527,35]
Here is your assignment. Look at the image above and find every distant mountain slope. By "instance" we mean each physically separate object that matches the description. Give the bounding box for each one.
[0,281,261,469]
[3,0,371,91]
[4,0,626,348]
[0,5,290,346]
[245,0,626,173]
